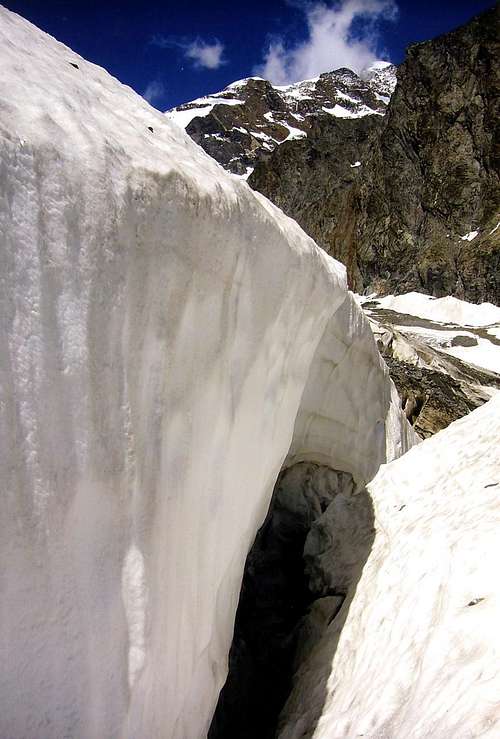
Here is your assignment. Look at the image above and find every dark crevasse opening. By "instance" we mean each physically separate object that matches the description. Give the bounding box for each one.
[208,462,361,739]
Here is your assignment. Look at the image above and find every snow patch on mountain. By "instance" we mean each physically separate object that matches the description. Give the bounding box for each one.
[323,103,382,118]
[275,76,321,100]
[360,60,398,96]
[165,95,244,128]
[460,229,479,241]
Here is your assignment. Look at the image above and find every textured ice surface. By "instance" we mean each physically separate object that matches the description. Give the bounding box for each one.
[0,8,413,739]
[279,395,500,738]
[287,293,416,483]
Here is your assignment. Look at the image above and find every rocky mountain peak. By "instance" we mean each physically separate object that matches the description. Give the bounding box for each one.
[165,62,397,176]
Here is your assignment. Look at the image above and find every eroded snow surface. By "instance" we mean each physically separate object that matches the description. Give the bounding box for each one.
[0,7,413,739]
[279,395,500,738]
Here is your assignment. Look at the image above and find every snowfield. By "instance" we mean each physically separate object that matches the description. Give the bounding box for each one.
[359,292,500,376]
[365,292,500,328]
[0,7,413,739]
[279,395,500,738]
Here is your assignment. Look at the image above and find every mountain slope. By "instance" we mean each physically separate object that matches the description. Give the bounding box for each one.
[250,6,500,303]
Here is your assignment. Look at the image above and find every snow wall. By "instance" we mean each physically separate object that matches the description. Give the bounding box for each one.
[280,395,500,739]
[0,8,414,739]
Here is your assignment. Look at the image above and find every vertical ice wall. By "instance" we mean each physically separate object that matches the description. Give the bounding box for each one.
[0,8,413,739]
[287,292,416,482]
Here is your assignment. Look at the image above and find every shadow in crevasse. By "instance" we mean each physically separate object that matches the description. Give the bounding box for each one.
[208,461,375,739]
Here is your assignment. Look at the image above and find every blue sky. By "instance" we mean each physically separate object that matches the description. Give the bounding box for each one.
[3,1,494,110]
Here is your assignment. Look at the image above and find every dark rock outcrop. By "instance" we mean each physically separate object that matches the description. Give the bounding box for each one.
[383,355,492,438]
[249,7,500,304]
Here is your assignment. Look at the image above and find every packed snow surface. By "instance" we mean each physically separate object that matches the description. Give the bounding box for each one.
[0,7,413,739]
[280,395,500,738]
[442,337,500,374]
[368,291,500,327]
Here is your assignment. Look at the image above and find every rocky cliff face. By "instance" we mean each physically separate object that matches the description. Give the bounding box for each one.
[166,63,396,176]
[249,113,384,286]
[249,6,499,304]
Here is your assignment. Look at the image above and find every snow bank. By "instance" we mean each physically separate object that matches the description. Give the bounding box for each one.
[287,293,415,484]
[0,7,413,739]
[280,395,500,738]
[369,291,500,327]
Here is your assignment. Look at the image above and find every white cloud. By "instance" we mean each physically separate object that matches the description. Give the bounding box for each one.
[185,39,226,70]
[151,35,226,71]
[255,0,398,85]
[143,80,165,105]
